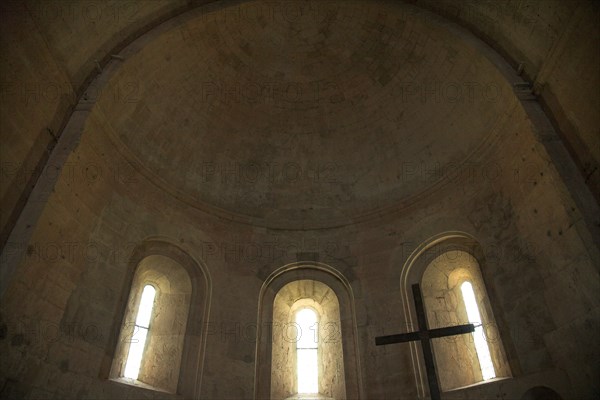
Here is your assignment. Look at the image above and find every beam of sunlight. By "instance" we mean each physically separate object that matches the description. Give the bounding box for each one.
[461,281,496,380]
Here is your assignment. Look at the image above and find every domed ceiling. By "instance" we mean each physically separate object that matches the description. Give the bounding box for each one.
[91,0,515,228]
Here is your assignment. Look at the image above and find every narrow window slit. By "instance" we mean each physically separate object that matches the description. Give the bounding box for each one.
[296,308,318,394]
[124,284,156,380]
[460,281,496,380]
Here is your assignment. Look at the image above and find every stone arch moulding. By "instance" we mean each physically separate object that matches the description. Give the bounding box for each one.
[399,231,514,398]
[520,385,565,400]
[102,238,212,399]
[254,262,364,400]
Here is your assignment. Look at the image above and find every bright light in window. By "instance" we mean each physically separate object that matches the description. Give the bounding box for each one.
[296,308,318,394]
[461,281,496,380]
[124,285,156,380]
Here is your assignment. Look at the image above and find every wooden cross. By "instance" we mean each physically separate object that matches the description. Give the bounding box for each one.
[375,283,475,400]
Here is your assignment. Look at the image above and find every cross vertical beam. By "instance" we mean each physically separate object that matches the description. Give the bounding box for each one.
[412,283,441,400]
[375,284,475,400]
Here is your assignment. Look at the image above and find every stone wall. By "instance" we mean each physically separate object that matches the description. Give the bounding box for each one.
[414,0,600,198]
[0,0,199,247]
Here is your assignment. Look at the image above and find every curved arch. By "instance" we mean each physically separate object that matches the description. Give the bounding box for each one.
[520,385,564,400]
[132,237,213,298]
[400,231,482,290]
[254,262,363,399]
[399,231,513,397]
[104,239,212,398]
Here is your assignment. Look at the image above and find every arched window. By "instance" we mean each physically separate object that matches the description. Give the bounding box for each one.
[109,254,193,393]
[255,264,362,400]
[419,248,511,391]
[103,241,210,398]
[270,279,347,399]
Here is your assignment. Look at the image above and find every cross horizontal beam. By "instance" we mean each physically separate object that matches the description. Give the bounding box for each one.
[375,323,475,346]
